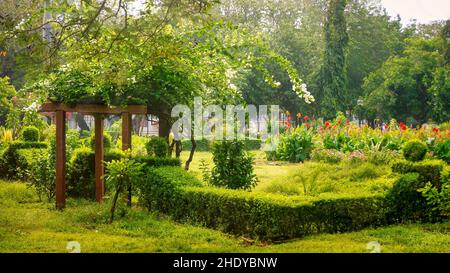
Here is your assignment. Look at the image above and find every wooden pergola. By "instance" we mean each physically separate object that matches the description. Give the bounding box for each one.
[40,102,148,209]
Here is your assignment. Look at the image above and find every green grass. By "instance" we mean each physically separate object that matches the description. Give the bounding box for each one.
[181,151,396,199]
[1,181,450,253]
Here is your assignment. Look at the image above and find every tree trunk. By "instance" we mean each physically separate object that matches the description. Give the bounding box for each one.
[109,184,123,224]
[76,113,90,132]
[184,132,196,171]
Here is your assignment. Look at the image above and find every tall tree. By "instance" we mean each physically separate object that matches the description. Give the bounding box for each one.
[316,0,349,119]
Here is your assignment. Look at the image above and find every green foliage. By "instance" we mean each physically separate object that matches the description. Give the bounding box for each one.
[206,140,258,190]
[268,127,314,163]
[419,170,450,219]
[26,152,55,202]
[431,139,450,163]
[67,147,95,199]
[403,140,428,162]
[134,156,181,168]
[311,148,344,164]
[136,168,387,239]
[67,147,124,199]
[361,36,448,123]
[20,126,40,142]
[89,132,112,150]
[366,149,400,165]
[0,141,48,180]
[386,173,431,222]
[134,166,203,213]
[391,160,444,187]
[316,0,349,118]
[145,137,169,158]
[182,138,262,151]
[105,156,145,223]
[0,77,16,126]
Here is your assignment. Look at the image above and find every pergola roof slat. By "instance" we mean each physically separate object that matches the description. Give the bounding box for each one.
[40,102,148,114]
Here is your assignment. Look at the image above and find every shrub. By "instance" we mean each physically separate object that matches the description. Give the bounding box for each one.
[391,160,445,187]
[134,166,203,212]
[268,127,314,162]
[145,137,169,158]
[67,148,125,199]
[89,132,112,150]
[0,141,48,179]
[403,140,427,162]
[21,126,40,142]
[311,149,343,164]
[347,150,366,164]
[386,173,431,222]
[366,149,400,165]
[26,153,55,202]
[135,168,387,239]
[105,156,145,223]
[182,139,210,151]
[206,140,258,190]
[135,156,181,168]
[67,147,95,199]
[432,139,450,163]
[182,138,262,151]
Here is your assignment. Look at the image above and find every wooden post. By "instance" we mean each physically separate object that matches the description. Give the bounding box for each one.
[55,110,66,210]
[122,112,132,206]
[94,115,104,202]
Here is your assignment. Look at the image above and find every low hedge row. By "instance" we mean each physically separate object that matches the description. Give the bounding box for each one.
[135,167,387,240]
[391,159,445,187]
[68,149,181,199]
[181,139,262,151]
[135,156,181,168]
[0,141,48,180]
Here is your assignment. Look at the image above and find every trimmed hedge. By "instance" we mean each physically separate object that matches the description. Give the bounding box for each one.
[67,148,125,198]
[135,167,387,240]
[21,126,40,142]
[67,150,180,199]
[182,139,262,151]
[391,160,445,187]
[0,141,48,180]
[135,156,181,168]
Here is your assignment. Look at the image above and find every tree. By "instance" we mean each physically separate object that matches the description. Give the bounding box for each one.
[0,76,16,126]
[316,0,349,119]
[360,36,449,124]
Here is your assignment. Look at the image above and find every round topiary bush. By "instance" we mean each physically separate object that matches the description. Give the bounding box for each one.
[145,137,169,158]
[21,126,40,142]
[403,140,427,162]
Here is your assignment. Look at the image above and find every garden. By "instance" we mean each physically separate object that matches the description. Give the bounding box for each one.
[1,0,450,254]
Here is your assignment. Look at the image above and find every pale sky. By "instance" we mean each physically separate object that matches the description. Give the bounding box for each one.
[380,0,450,24]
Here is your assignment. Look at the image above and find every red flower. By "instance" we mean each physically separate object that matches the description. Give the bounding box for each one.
[303,116,309,121]
[305,123,310,128]
[287,115,292,121]
[433,128,439,134]
[385,124,389,129]
[324,121,331,129]
[399,122,407,131]
[338,120,342,125]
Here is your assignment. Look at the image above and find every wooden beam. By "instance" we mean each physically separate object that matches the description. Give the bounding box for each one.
[55,110,66,210]
[122,112,132,151]
[122,112,132,206]
[40,102,148,115]
[94,115,104,202]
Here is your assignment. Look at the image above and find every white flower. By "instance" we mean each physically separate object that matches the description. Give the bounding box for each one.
[23,101,39,112]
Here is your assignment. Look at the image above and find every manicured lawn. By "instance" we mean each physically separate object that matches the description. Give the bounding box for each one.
[1,181,450,253]
[181,151,396,199]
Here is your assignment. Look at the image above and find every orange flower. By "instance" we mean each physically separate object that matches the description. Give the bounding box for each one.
[296,113,302,118]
